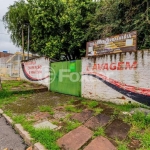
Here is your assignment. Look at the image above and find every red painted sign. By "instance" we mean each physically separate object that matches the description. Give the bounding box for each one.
[87,61,137,71]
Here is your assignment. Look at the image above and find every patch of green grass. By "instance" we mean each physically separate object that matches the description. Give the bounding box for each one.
[63,121,81,133]
[31,129,62,150]
[13,114,26,124]
[39,105,54,115]
[124,112,150,129]
[93,127,105,138]
[104,101,143,112]
[78,97,86,101]
[67,98,75,105]
[12,114,62,150]
[4,110,13,117]
[0,90,18,107]
[65,105,81,113]
[129,129,141,139]
[117,143,128,150]
[140,130,150,149]
[94,108,103,116]
[88,101,99,108]
[2,80,24,90]
[81,101,88,106]
[0,90,12,99]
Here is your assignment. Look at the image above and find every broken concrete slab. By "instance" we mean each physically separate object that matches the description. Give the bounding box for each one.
[53,111,68,120]
[105,119,130,140]
[84,114,111,130]
[84,136,116,150]
[130,108,150,115]
[71,110,93,123]
[34,121,58,130]
[57,125,93,150]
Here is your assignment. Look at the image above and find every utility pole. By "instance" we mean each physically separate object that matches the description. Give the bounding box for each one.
[22,25,25,60]
[27,24,30,60]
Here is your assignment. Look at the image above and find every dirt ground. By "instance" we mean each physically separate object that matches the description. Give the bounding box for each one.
[0,79,145,150]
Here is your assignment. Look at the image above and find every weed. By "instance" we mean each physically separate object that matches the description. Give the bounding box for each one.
[128,127,141,139]
[0,90,12,99]
[39,105,54,115]
[125,112,150,129]
[65,105,81,113]
[13,115,26,124]
[67,98,75,104]
[140,131,150,148]
[2,80,24,90]
[113,109,119,116]
[94,108,103,116]
[52,121,60,125]
[65,114,72,119]
[93,127,105,138]
[88,101,99,108]
[78,97,85,101]
[81,101,87,106]
[104,102,140,112]
[63,121,81,133]
[4,110,13,117]
[117,144,128,150]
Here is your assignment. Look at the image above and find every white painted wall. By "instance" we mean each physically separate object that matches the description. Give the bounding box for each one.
[82,50,150,105]
[20,57,50,88]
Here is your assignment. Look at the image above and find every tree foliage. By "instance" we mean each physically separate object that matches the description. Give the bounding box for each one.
[87,0,150,49]
[3,0,150,60]
[3,0,29,48]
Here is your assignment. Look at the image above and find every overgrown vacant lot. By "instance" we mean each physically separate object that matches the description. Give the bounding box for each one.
[1,80,150,150]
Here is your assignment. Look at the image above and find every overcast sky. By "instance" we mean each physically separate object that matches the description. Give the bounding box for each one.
[0,0,21,54]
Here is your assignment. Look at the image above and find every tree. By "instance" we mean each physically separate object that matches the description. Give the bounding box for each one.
[27,0,96,60]
[3,0,29,50]
[86,0,150,49]
[27,0,65,59]
[60,0,97,60]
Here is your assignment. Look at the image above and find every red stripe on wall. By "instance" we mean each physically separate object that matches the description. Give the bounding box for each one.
[83,72,150,96]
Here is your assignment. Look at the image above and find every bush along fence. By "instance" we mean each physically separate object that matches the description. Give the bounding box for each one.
[19,50,150,106]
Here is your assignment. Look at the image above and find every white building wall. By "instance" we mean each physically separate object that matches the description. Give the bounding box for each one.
[20,57,50,88]
[82,50,150,105]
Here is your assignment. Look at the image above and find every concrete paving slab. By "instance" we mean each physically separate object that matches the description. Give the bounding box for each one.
[57,125,93,150]
[84,136,116,150]
[34,121,58,130]
[106,119,130,140]
[53,111,68,119]
[84,114,111,130]
[71,110,93,123]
